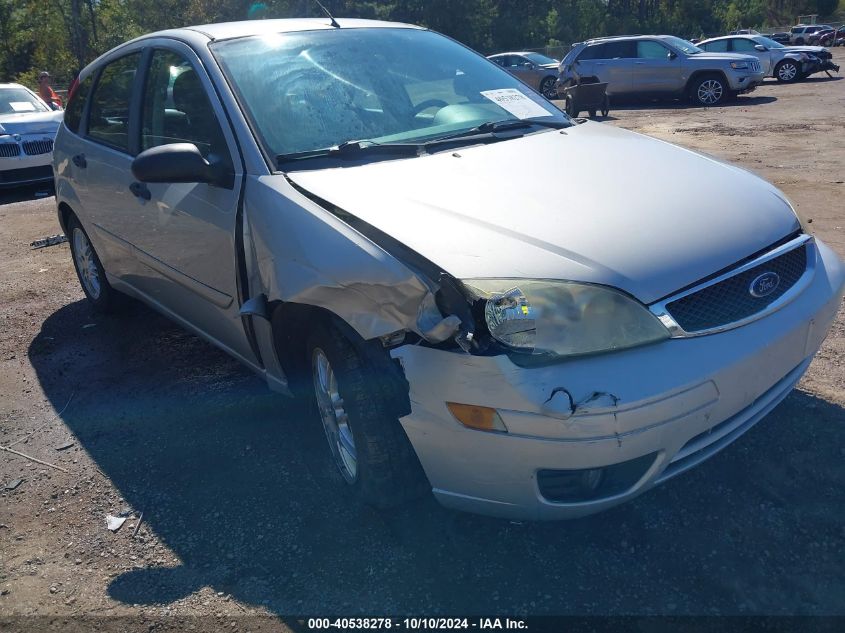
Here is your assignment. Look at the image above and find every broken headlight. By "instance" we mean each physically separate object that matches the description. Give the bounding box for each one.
[464,280,670,357]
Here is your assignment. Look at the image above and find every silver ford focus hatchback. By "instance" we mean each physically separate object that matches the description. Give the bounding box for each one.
[53,18,845,520]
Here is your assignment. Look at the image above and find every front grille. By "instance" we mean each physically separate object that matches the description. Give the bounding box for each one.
[0,142,20,157]
[22,139,53,155]
[666,244,807,332]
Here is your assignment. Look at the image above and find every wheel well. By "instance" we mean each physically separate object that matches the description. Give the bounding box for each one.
[270,302,334,395]
[269,301,411,416]
[685,70,728,94]
[58,202,76,234]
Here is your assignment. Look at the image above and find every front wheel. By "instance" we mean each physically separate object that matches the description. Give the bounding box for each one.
[307,322,428,507]
[775,59,800,83]
[690,74,727,106]
[539,76,558,99]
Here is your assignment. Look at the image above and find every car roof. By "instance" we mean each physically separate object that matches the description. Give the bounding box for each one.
[488,52,534,57]
[581,34,676,44]
[700,34,759,42]
[0,83,28,90]
[176,17,421,42]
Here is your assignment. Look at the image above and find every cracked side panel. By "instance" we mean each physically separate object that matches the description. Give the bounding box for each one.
[243,175,433,342]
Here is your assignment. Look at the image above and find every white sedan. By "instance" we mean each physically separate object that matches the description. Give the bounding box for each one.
[0,83,62,188]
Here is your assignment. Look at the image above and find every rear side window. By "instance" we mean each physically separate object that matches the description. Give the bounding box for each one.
[64,75,93,134]
[704,39,729,52]
[87,53,141,152]
[732,38,757,52]
[577,44,606,61]
[603,41,636,59]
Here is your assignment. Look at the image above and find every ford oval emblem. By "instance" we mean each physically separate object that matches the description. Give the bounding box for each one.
[749,272,780,298]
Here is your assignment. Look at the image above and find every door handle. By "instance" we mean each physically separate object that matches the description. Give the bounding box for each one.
[71,153,86,168]
[129,181,151,201]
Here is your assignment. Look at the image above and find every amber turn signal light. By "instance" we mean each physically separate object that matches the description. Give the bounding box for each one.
[446,402,507,433]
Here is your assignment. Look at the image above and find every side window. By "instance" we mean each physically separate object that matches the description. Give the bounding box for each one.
[578,44,605,61]
[87,53,140,152]
[141,49,228,159]
[732,38,757,52]
[603,41,636,59]
[64,75,93,134]
[637,41,669,59]
[705,39,729,52]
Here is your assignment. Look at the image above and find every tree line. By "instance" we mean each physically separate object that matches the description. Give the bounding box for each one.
[1,0,841,89]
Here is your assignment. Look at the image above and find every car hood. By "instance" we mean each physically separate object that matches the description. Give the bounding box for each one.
[783,45,827,54]
[0,110,62,135]
[286,122,799,305]
[686,51,759,62]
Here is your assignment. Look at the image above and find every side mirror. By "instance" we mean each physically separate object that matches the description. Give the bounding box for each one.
[131,143,233,189]
[667,51,677,60]
[754,44,767,51]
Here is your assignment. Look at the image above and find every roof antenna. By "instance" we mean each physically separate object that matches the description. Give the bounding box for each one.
[313,0,340,28]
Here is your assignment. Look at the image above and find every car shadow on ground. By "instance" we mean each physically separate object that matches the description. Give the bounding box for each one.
[28,299,845,617]
[0,184,55,207]
[609,94,777,111]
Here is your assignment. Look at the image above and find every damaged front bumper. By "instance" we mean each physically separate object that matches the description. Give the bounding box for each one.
[391,239,845,520]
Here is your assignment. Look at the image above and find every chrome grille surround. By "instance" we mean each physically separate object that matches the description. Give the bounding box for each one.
[649,234,815,338]
[22,139,54,155]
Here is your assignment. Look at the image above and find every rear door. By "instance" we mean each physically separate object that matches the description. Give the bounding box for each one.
[593,41,635,94]
[80,50,145,279]
[633,39,683,93]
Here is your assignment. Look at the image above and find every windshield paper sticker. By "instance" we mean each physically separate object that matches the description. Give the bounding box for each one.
[480,89,552,119]
[10,101,36,112]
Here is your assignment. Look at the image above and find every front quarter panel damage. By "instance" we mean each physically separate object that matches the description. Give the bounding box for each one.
[243,175,433,342]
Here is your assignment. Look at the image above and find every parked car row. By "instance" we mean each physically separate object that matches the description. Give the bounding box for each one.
[487,33,840,111]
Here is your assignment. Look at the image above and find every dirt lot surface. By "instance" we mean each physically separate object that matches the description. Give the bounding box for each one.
[1,49,844,629]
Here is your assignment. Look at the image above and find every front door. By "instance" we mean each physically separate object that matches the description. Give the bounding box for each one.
[127,43,254,363]
[633,40,683,93]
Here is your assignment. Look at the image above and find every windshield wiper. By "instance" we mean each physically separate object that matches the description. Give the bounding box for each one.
[422,118,569,146]
[276,139,420,166]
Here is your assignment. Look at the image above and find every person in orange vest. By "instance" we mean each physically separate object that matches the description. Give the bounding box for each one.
[37,71,63,110]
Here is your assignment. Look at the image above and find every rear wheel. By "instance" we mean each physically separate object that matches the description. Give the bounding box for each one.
[564,95,577,117]
[68,216,120,312]
[794,37,805,45]
[690,74,727,106]
[775,59,800,83]
[307,322,428,507]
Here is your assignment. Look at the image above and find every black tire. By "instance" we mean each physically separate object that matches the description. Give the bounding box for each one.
[306,321,428,508]
[564,95,577,117]
[588,110,596,119]
[689,73,727,106]
[794,37,805,45]
[539,76,558,99]
[67,216,120,312]
[775,59,800,83]
[601,95,610,117]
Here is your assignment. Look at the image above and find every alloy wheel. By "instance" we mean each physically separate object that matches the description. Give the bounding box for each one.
[697,79,723,105]
[312,348,358,483]
[72,227,101,300]
[778,62,798,81]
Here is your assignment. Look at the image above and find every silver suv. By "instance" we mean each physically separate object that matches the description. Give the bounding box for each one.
[789,24,832,45]
[558,35,765,106]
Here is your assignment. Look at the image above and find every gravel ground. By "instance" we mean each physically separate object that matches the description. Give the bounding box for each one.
[1,49,843,628]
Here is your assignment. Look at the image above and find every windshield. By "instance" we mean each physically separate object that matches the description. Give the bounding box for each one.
[0,87,50,115]
[211,28,568,160]
[522,52,560,65]
[663,36,704,55]
[754,36,785,49]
